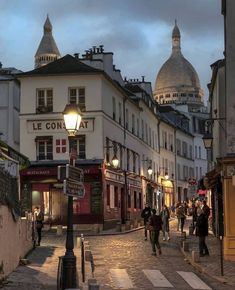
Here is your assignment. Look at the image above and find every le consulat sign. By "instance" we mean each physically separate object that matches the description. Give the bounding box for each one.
[27,118,94,133]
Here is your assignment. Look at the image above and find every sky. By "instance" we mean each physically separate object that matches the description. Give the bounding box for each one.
[0,0,224,101]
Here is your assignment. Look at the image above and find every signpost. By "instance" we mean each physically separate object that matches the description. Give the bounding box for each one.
[63,179,85,198]
[58,164,84,182]
[58,164,85,197]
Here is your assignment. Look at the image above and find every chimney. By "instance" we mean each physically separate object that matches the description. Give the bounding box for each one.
[0,62,2,69]
[92,46,96,53]
[142,76,145,82]
[74,53,79,59]
[99,45,104,53]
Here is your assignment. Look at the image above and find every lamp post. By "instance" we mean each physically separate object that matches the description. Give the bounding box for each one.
[62,104,82,289]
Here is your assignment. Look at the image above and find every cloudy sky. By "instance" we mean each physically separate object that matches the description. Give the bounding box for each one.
[0,0,223,100]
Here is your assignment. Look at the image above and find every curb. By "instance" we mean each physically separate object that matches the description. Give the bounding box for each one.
[78,226,145,237]
[43,226,145,238]
[179,246,232,286]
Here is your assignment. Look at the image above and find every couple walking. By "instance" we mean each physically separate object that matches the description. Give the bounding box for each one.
[141,204,170,256]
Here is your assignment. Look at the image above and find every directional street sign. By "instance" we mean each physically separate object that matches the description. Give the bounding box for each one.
[66,164,83,181]
[63,179,85,198]
[58,164,83,182]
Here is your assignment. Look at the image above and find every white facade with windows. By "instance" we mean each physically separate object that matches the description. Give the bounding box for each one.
[0,66,21,151]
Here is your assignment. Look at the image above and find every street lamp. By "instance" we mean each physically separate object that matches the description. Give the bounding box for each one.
[111,154,119,168]
[62,103,82,289]
[147,166,153,176]
[202,132,213,150]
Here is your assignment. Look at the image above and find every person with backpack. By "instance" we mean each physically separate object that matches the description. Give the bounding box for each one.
[141,203,152,240]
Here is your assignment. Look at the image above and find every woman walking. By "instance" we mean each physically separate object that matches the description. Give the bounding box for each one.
[161,205,170,241]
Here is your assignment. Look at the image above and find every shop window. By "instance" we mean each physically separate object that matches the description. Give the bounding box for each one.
[114,186,118,207]
[106,184,110,206]
[69,135,86,159]
[134,191,137,208]
[139,192,142,209]
[128,193,131,208]
[36,88,53,113]
[110,185,115,208]
[56,139,66,153]
[68,87,86,111]
[35,136,53,160]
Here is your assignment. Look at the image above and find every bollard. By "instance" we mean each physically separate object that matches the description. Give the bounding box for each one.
[76,237,81,248]
[116,222,121,232]
[189,224,194,235]
[125,221,131,231]
[89,283,99,290]
[85,250,92,261]
[182,241,189,252]
[57,225,63,236]
[192,251,200,262]
[88,279,97,285]
[181,231,186,240]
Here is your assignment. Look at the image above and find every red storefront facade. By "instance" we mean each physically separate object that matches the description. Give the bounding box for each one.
[20,163,103,226]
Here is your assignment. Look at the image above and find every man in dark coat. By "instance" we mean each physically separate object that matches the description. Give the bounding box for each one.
[149,209,162,256]
[141,203,152,240]
[196,209,209,257]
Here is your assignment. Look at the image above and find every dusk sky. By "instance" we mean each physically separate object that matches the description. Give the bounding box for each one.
[0,0,223,101]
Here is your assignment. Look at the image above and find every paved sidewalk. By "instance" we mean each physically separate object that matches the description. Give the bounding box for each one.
[176,217,235,288]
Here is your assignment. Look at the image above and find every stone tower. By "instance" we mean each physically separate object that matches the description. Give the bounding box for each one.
[35,15,61,68]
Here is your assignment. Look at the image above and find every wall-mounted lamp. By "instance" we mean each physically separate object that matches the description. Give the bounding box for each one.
[147,166,153,176]
[143,159,153,176]
[104,140,119,169]
[202,132,213,150]
[111,154,119,168]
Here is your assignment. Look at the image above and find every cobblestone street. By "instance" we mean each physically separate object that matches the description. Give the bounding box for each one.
[86,221,233,290]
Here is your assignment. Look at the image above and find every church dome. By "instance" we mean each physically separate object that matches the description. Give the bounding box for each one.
[154,21,203,106]
[155,51,201,90]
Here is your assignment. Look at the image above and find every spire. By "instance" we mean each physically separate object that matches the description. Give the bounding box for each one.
[34,15,61,68]
[44,14,52,34]
[172,20,181,52]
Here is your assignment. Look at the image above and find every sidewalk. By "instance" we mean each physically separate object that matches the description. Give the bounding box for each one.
[177,217,235,287]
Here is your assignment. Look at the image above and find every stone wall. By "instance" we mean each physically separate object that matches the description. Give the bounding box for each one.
[0,205,33,278]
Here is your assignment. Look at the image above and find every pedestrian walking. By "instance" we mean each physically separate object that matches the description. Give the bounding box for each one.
[161,204,170,241]
[202,199,210,219]
[196,208,209,257]
[141,203,152,240]
[34,206,44,246]
[176,203,186,232]
[149,209,162,256]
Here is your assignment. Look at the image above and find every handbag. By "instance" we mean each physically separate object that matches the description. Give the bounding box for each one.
[36,221,43,229]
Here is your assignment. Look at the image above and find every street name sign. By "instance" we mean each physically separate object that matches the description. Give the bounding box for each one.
[63,179,85,198]
[57,164,84,182]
